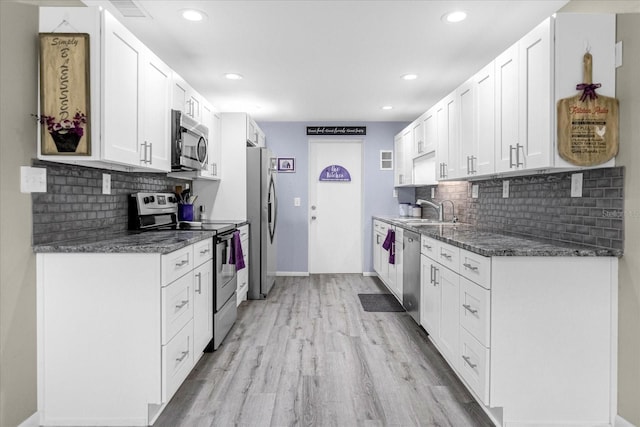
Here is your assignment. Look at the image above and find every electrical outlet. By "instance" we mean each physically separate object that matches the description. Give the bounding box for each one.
[294,197,301,207]
[102,173,111,195]
[502,180,509,198]
[431,188,435,198]
[20,166,47,193]
[571,173,583,198]
[472,184,479,199]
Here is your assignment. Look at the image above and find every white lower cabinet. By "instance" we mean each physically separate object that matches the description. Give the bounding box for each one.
[419,234,618,426]
[372,220,402,303]
[237,224,250,306]
[36,238,215,426]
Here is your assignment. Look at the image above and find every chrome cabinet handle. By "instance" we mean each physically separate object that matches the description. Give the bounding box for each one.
[423,243,432,250]
[175,259,189,267]
[148,142,153,164]
[441,252,452,260]
[462,355,477,369]
[429,264,435,284]
[463,262,478,271]
[199,248,210,255]
[176,350,190,362]
[195,273,202,294]
[509,144,516,168]
[175,299,189,309]
[463,303,478,315]
[516,143,524,167]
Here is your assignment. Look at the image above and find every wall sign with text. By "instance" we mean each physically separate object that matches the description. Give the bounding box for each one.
[319,165,351,182]
[307,126,366,136]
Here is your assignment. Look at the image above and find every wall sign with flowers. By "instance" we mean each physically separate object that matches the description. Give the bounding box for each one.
[37,33,91,155]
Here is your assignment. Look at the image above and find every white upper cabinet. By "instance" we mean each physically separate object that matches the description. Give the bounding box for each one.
[246,116,266,147]
[141,50,172,171]
[495,19,553,174]
[172,72,203,122]
[456,78,475,177]
[412,117,425,157]
[39,7,171,172]
[423,107,437,155]
[436,92,458,180]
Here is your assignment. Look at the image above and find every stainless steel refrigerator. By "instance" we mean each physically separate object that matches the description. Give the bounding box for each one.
[246,147,277,299]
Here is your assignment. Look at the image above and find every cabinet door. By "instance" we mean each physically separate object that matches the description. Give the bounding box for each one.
[172,73,188,112]
[200,103,215,178]
[422,108,437,155]
[413,119,425,157]
[495,44,519,173]
[193,260,213,355]
[457,78,475,178]
[141,50,171,171]
[438,265,460,369]
[420,255,440,337]
[373,230,383,275]
[402,130,414,185]
[211,113,222,178]
[474,62,495,176]
[102,11,143,167]
[393,133,404,186]
[518,18,552,170]
[436,93,457,180]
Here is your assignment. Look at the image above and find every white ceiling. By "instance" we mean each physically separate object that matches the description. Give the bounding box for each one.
[80,0,573,122]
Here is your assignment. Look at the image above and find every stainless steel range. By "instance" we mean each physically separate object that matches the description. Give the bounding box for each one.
[129,192,238,351]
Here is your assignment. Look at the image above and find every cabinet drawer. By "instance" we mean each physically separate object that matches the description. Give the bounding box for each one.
[162,271,194,345]
[238,224,249,240]
[436,241,459,272]
[460,249,491,289]
[193,238,213,267]
[162,319,194,403]
[162,245,193,286]
[460,277,491,346]
[420,235,438,258]
[459,328,490,405]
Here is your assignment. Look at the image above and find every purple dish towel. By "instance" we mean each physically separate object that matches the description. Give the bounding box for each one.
[381,229,395,264]
[228,230,246,270]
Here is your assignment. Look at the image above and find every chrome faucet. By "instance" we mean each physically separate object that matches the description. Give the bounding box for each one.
[416,198,456,222]
[416,199,444,221]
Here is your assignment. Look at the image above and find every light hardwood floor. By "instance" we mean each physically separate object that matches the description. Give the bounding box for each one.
[155,274,494,427]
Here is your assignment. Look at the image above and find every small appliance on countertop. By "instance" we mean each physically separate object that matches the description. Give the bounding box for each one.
[129,192,238,351]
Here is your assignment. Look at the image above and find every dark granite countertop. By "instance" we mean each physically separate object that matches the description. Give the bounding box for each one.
[33,230,217,255]
[374,216,622,257]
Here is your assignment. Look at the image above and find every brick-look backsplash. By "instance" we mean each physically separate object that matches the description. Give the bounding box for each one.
[31,161,191,245]
[415,167,624,251]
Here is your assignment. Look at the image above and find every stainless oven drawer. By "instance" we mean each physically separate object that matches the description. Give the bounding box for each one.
[213,292,237,350]
[216,273,237,312]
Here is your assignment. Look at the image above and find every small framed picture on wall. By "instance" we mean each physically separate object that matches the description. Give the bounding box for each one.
[277,157,295,172]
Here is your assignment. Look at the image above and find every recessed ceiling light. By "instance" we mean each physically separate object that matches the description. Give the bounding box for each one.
[224,73,243,80]
[401,74,418,81]
[381,106,393,110]
[443,11,467,23]
[181,9,206,22]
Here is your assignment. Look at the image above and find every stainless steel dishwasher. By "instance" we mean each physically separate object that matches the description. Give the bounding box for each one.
[402,229,421,324]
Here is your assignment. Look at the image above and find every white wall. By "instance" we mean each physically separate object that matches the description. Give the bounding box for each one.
[0,2,38,426]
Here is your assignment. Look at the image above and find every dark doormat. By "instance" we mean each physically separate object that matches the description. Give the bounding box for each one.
[358,293,405,312]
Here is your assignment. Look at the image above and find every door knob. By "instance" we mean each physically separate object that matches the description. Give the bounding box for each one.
[311,205,317,210]
[311,216,317,220]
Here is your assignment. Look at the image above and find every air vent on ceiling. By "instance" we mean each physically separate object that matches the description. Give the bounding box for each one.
[108,0,148,18]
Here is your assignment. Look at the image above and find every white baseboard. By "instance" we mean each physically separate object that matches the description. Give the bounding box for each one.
[616,415,637,427]
[18,412,38,427]
[362,272,377,277]
[276,271,309,277]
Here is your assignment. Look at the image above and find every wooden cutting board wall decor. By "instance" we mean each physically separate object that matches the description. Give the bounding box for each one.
[557,52,619,166]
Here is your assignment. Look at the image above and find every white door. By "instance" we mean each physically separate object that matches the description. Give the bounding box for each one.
[309,140,362,273]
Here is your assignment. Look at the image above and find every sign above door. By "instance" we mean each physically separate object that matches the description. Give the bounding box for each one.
[319,165,351,182]
[307,126,366,136]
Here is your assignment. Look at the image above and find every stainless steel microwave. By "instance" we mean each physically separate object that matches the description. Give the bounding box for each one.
[171,109,209,171]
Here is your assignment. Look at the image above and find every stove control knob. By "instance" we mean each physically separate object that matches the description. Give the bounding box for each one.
[149,196,155,203]
[143,196,150,204]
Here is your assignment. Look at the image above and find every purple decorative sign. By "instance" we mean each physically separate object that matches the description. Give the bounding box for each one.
[319,165,351,182]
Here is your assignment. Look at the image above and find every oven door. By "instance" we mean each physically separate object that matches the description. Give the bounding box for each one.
[215,232,237,311]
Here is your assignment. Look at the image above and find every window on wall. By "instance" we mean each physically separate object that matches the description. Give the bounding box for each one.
[380,150,393,170]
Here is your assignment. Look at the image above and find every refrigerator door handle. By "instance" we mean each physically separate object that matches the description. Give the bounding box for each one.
[267,175,277,243]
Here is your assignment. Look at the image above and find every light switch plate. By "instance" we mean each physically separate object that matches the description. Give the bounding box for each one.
[20,166,47,193]
[502,180,509,198]
[431,188,435,198]
[472,184,479,199]
[571,173,583,198]
[102,173,111,195]
[294,197,301,207]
